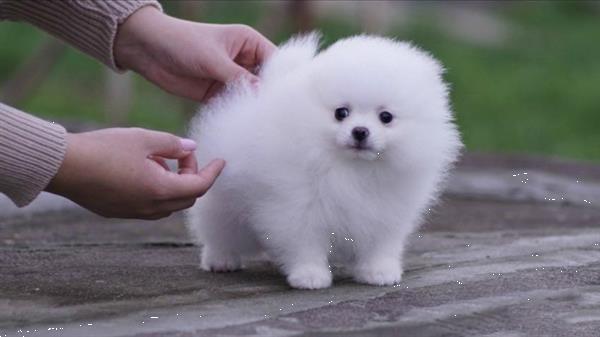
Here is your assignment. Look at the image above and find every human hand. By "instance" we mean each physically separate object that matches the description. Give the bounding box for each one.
[45,128,225,219]
[114,6,277,101]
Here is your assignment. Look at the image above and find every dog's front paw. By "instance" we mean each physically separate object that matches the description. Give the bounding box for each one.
[287,265,332,289]
[201,248,242,272]
[353,259,402,286]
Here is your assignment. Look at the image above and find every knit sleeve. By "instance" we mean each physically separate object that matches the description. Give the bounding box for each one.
[0,103,67,207]
[0,0,162,71]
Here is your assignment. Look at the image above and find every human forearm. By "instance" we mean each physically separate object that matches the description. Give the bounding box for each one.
[0,103,67,206]
[0,0,161,70]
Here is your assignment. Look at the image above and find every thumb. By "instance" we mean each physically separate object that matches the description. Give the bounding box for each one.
[212,59,258,84]
[143,130,197,159]
[162,159,226,199]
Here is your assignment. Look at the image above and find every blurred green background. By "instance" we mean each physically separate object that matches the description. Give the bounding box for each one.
[1,1,599,162]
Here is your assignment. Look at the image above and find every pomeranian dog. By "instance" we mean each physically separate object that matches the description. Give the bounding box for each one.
[187,34,462,289]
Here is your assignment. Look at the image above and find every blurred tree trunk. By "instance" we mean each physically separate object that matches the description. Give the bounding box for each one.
[0,39,66,105]
[289,0,314,32]
[257,1,315,41]
[256,2,286,40]
[359,1,394,34]
[176,0,206,21]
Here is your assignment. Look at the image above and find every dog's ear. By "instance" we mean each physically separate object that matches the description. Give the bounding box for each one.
[259,32,321,83]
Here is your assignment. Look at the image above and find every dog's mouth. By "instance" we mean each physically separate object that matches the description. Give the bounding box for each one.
[338,139,382,160]
[345,142,382,159]
[348,143,373,151]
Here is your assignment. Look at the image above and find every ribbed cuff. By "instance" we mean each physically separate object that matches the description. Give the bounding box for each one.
[0,0,162,71]
[0,103,67,207]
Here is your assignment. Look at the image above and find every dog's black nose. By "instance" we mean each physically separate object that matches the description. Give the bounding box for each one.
[352,127,370,142]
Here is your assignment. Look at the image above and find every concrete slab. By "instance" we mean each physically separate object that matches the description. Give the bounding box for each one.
[1,153,600,337]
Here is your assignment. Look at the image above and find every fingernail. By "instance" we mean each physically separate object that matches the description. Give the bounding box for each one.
[180,138,197,151]
[250,77,260,87]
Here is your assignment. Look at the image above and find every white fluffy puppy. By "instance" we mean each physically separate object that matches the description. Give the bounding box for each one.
[187,34,462,289]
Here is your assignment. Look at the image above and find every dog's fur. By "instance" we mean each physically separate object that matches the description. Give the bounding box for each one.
[187,34,462,289]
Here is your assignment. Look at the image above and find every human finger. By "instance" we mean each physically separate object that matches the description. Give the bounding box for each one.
[156,197,197,213]
[149,155,171,171]
[159,159,226,199]
[178,151,198,175]
[211,58,257,84]
[231,24,277,66]
[202,81,225,101]
[154,72,215,102]
[141,130,197,159]
[252,34,277,64]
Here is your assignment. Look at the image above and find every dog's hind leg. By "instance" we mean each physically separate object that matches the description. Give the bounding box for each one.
[187,194,257,272]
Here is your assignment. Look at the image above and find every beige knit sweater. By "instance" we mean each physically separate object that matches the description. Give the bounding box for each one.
[0,0,161,207]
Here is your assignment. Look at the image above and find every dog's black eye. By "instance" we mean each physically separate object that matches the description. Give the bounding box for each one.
[379,111,393,124]
[335,107,350,121]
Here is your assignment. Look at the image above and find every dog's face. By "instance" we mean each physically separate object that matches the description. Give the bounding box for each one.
[326,103,395,161]
[306,37,447,162]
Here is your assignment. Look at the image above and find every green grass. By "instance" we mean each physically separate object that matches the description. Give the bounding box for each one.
[394,2,600,161]
[1,1,598,161]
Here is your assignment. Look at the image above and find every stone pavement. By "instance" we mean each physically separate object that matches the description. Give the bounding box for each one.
[1,153,600,337]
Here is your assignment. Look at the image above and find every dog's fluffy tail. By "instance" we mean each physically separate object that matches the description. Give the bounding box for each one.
[259,32,320,82]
